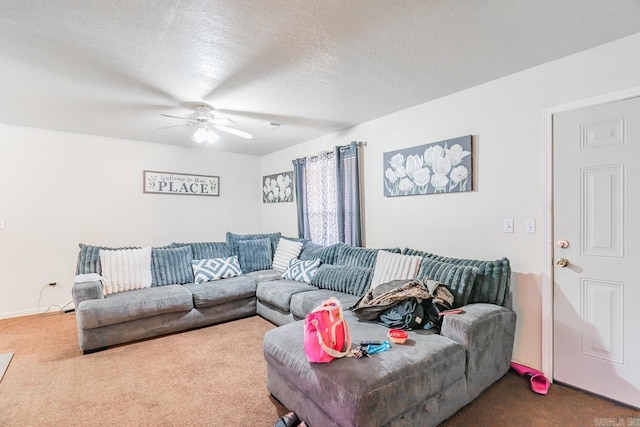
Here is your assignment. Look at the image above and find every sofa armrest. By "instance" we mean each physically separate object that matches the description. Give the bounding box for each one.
[72,281,104,308]
[440,303,516,399]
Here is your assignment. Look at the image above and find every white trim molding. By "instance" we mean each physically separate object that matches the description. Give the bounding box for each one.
[541,85,640,381]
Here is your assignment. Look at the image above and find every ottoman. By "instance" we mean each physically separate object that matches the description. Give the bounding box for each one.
[263,311,469,427]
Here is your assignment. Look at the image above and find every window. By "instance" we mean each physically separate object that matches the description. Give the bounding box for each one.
[293,141,363,246]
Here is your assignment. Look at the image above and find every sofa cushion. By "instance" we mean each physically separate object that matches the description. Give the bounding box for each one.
[282,258,321,283]
[99,247,153,295]
[417,259,478,308]
[400,247,437,258]
[289,289,361,319]
[183,275,257,309]
[226,231,281,259]
[421,256,510,306]
[462,258,510,306]
[191,256,242,283]
[237,238,273,273]
[244,269,283,284]
[76,243,141,275]
[337,246,401,269]
[151,246,194,286]
[256,279,317,312]
[299,242,344,265]
[403,249,511,306]
[272,238,304,273]
[76,284,193,329]
[370,250,422,289]
[310,264,373,297]
[172,241,229,259]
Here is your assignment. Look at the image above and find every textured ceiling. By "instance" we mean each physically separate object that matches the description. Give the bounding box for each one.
[1,1,639,155]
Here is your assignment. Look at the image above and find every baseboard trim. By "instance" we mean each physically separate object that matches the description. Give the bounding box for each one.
[0,308,40,320]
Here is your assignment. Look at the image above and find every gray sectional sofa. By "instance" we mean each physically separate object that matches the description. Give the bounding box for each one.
[71,231,516,427]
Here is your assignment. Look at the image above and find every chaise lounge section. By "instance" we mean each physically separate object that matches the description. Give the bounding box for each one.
[264,304,516,426]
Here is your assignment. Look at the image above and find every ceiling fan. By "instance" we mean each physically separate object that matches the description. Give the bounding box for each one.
[160,105,253,144]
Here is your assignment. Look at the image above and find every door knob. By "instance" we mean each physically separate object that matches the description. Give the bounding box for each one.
[556,258,569,267]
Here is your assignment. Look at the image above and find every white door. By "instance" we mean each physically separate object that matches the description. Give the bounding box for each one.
[553,96,640,408]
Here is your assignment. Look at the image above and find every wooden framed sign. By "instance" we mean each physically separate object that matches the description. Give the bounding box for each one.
[143,171,219,196]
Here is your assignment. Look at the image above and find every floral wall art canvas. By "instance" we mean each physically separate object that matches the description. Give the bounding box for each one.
[263,171,294,203]
[383,135,473,197]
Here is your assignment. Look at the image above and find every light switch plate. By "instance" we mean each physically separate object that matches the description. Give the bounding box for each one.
[0,219,5,230]
[503,218,514,233]
[524,218,536,234]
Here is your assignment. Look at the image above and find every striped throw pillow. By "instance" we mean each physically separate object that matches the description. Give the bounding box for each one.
[370,250,422,289]
[272,238,304,273]
[282,258,321,283]
[191,256,243,283]
[99,247,153,295]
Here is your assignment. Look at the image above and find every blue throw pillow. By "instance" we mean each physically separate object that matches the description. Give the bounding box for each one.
[76,243,141,274]
[237,238,273,273]
[151,246,194,286]
[282,258,321,283]
[417,259,479,307]
[191,256,243,283]
[336,246,401,269]
[299,242,345,265]
[310,264,374,296]
[171,241,229,259]
[226,231,281,259]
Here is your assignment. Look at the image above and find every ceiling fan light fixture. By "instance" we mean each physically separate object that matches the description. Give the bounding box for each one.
[191,125,208,143]
[191,125,219,144]
[205,128,219,144]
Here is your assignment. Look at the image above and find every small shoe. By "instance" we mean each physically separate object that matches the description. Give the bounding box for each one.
[510,361,543,377]
[530,374,550,395]
[274,412,300,427]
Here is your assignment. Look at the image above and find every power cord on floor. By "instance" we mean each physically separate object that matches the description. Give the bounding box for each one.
[37,284,74,316]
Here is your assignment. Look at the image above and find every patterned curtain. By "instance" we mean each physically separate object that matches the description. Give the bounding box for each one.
[293,142,363,246]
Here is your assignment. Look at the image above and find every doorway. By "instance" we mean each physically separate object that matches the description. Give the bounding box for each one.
[547,94,640,408]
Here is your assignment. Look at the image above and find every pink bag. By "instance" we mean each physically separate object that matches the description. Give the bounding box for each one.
[304,297,352,363]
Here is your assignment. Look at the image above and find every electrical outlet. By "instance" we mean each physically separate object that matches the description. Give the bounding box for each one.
[503,218,514,233]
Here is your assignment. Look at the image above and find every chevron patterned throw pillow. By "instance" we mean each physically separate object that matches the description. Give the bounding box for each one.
[282,258,321,283]
[191,256,243,283]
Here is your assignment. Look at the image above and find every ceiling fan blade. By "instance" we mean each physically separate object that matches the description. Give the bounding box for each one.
[160,113,193,120]
[215,125,253,139]
[215,108,348,129]
[157,124,187,130]
[210,117,236,126]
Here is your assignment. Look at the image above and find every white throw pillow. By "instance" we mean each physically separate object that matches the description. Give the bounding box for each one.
[272,238,304,273]
[370,250,422,289]
[99,247,153,295]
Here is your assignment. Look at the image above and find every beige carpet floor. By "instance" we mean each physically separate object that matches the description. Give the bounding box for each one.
[0,312,638,426]
[0,312,287,426]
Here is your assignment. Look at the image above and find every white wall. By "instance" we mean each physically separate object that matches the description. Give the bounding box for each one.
[261,32,640,370]
[0,125,261,318]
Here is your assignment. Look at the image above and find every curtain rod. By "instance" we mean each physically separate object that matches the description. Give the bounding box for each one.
[314,141,367,157]
[299,141,367,162]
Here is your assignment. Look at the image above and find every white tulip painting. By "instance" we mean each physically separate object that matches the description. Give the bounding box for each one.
[383,135,472,197]
[263,171,294,203]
